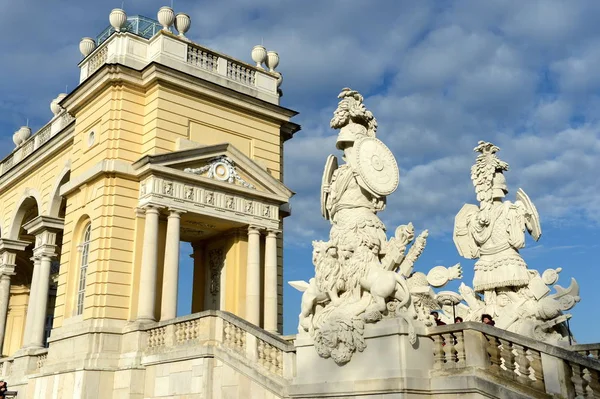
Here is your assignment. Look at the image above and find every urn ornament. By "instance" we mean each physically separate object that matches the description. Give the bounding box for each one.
[109,8,127,32]
[158,6,175,31]
[175,13,191,37]
[251,45,267,69]
[266,51,279,72]
[79,37,96,58]
[17,126,32,144]
[51,93,68,116]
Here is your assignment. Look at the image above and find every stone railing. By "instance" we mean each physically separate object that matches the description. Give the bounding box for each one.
[219,313,293,378]
[185,42,269,90]
[429,322,600,398]
[0,110,75,177]
[143,310,294,379]
[571,343,600,361]
[78,31,280,104]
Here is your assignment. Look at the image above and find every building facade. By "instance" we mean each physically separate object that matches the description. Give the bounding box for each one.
[0,9,301,397]
[1,8,599,399]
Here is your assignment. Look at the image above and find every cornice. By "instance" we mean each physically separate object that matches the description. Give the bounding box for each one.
[0,125,74,192]
[61,62,299,128]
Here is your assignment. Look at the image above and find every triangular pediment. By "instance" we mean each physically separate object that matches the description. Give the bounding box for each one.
[132,143,293,202]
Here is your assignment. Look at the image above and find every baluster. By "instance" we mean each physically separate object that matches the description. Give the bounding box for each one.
[527,349,545,391]
[485,334,503,374]
[513,343,532,386]
[586,368,600,397]
[270,345,279,374]
[442,333,457,368]
[454,331,466,367]
[277,350,283,375]
[223,322,231,346]
[258,340,265,367]
[497,338,516,380]
[571,363,590,397]
[432,335,445,369]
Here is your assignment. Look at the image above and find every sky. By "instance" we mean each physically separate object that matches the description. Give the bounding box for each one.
[1,0,599,343]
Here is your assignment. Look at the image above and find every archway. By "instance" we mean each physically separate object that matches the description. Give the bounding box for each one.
[3,195,38,355]
[49,167,71,218]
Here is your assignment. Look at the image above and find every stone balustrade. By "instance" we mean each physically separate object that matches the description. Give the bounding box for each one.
[429,322,600,398]
[0,110,74,177]
[78,31,280,104]
[571,343,600,360]
[142,310,294,381]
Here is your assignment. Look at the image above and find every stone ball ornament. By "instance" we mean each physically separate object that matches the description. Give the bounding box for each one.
[158,6,175,31]
[352,137,399,196]
[109,8,127,32]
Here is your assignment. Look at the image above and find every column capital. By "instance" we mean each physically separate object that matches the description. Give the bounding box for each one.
[23,215,64,236]
[266,229,281,237]
[167,207,187,217]
[248,225,263,235]
[0,265,16,277]
[143,205,162,215]
[0,238,29,253]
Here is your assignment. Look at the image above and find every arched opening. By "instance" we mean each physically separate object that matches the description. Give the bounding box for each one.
[49,169,70,219]
[4,196,39,355]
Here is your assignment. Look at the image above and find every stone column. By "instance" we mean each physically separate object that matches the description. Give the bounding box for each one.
[29,255,52,348]
[0,272,13,355]
[137,206,161,322]
[245,226,261,326]
[22,256,41,348]
[21,216,63,349]
[160,209,184,321]
[263,229,279,333]
[0,241,24,355]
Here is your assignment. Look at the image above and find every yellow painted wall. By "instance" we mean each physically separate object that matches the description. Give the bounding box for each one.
[3,286,29,356]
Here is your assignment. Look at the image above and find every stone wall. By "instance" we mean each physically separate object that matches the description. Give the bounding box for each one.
[0,311,598,398]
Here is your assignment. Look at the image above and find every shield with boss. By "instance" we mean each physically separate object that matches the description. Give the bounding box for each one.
[352,137,399,196]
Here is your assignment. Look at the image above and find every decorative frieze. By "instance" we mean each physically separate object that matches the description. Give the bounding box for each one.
[139,175,279,226]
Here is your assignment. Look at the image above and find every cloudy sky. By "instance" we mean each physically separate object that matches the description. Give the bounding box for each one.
[1,0,599,342]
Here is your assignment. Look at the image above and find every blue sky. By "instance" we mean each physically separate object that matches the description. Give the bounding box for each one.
[1,0,600,343]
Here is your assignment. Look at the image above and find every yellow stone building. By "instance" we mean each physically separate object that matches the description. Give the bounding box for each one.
[0,10,299,397]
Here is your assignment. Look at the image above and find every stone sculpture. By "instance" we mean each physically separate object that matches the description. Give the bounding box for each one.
[290,88,461,364]
[452,141,580,342]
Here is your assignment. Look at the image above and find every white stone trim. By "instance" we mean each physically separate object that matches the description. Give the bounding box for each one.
[139,175,280,230]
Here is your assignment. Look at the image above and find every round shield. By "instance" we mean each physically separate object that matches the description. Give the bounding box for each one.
[352,137,399,196]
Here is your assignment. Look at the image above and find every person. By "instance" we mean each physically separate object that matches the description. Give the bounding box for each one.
[454,316,463,323]
[0,379,7,398]
[481,314,495,326]
[431,311,446,326]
